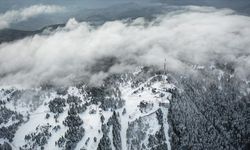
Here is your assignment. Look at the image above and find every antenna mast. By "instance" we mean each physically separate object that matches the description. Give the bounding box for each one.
[164,58,166,75]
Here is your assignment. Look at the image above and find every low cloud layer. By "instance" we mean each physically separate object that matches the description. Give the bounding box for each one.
[0,6,250,87]
[0,4,64,29]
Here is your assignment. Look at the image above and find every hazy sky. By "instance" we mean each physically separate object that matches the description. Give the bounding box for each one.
[0,0,250,30]
[0,0,153,30]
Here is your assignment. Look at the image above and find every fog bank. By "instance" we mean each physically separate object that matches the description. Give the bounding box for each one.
[0,6,250,87]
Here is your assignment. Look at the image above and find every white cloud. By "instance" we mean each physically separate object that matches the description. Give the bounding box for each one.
[0,4,64,29]
[0,6,250,87]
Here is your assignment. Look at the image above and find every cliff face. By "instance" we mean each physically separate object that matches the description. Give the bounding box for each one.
[0,66,249,150]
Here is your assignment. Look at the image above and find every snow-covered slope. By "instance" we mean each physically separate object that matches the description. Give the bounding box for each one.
[0,65,249,150]
[0,67,175,150]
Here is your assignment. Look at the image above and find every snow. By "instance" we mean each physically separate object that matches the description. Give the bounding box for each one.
[1,70,174,150]
[45,105,69,150]
[75,104,108,150]
[12,91,66,149]
[13,104,49,147]
[118,73,173,150]
[68,86,90,103]
[161,107,171,150]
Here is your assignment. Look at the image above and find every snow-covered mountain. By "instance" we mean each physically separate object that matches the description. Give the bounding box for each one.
[0,67,173,150]
[0,66,249,150]
[1,1,250,149]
